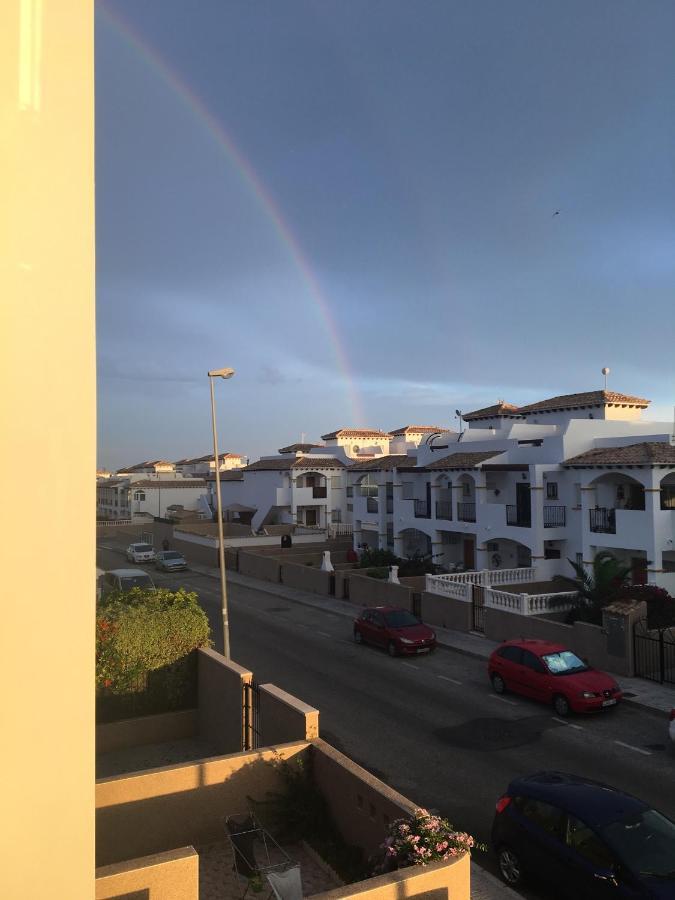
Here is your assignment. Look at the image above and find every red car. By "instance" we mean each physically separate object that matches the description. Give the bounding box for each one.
[353,606,437,656]
[488,639,622,716]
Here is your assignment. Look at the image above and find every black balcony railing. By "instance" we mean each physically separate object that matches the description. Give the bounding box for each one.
[414,499,431,518]
[435,500,452,520]
[506,505,531,527]
[457,501,476,523]
[312,486,327,499]
[590,507,616,534]
[543,505,566,528]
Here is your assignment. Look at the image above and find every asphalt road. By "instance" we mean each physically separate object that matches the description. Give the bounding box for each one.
[97,547,675,897]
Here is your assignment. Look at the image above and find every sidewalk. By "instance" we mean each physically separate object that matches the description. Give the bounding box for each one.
[192,564,675,716]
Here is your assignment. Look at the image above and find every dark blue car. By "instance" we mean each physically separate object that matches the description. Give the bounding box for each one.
[491,772,675,898]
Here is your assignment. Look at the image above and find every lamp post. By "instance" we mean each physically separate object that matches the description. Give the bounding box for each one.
[208,366,235,658]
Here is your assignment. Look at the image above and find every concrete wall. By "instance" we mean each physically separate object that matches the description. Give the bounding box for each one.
[259,685,320,746]
[311,739,416,858]
[310,853,470,900]
[238,550,282,582]
[280,562,334,595]
[96,742,310,866]
[347,574,414,610]
[97,710,198,756]
[421,592,473,631]
[2,5,96,898]
[95,847,198,900]
[198,649,252,754]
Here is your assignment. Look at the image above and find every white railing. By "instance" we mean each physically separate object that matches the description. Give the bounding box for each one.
[424,575,471,601]
[328,523,354,539]
[485,588,578,616]
[427,567,537,590]
[96,518,132,527]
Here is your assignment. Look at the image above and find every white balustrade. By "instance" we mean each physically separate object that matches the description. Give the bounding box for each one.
[484,588,578,616]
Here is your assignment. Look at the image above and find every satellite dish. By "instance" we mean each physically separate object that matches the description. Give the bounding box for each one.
[455,409,462,417]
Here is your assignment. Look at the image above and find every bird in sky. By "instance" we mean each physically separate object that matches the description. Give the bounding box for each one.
[552,209,560,217]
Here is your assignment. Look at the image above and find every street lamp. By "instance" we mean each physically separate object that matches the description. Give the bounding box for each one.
[208,366,235,658]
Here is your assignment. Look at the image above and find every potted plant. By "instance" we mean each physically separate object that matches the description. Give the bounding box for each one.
[375,808,482,873]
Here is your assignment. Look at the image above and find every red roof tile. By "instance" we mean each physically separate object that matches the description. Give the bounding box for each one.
[518,391,650,414]
[563,442,675,467]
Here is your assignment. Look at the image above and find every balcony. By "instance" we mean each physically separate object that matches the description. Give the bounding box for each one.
[457,501,476,523]
[590,507,616,534]
[506,505,531,527]
[366,496,378,513]
[312,486,327,499]
[414,499,431,518]
[435,500,452,520]
[543,505,566,528]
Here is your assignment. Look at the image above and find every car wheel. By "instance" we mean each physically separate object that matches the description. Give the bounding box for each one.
[387,641,398,657]
[354,629,363,644]
[491,673,506,695]
[498,845,523,887]
[554,694,570,717]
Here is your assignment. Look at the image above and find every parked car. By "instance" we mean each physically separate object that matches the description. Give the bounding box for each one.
[488,638,622,716]
[353,606,436,656]
[669,709,675,746]
[99,569,156,598]
[126,542,156,563]
[155,550,188,572]
[492,771,675,898]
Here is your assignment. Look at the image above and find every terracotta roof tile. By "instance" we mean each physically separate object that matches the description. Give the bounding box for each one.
[321,428,392,441]
[463,403,521,421]
[243,455,345,472]
[424,451,502,470]
[348,454,416,471]
[292,456,345,469]
[518,390,650,414]
[128,479,207,488]
[563,442,675,467]
[278,442,324,453]
[243,457,296,471]
[388,425,445,435]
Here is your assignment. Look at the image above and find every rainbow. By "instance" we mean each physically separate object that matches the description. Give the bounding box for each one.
[98,1,366,425]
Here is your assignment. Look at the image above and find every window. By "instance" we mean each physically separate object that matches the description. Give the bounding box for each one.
[566,817,614,868]
[546,482,558,499]
[574,483,582,507]
[517,798,565,839]
[498,646,523,664]
[576,552,583,567]
[331,509,341,523]
[346,485,353,497]
[133,491,146,501]
[462,482,471,498]
[521,650,546,673]
[402,482,414,500]
[347,503,353,512]
[331,476,342,489]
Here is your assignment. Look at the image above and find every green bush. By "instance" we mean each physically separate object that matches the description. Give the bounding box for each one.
[366,567,389,580]
[358,548,398,569]
[96,588,211,720]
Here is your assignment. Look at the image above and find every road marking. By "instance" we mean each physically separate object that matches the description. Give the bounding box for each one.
[402,662,419,670]
[316,630,332,638]
[614,740,652,757]
[437,675,462,685]
[489,695,518,706]
[552,717,583,730]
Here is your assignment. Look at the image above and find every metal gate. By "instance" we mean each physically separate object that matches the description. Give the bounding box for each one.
[243,680,261,750]
[633,621,675,685]
[412,592,422,620]
[471,583,485,633]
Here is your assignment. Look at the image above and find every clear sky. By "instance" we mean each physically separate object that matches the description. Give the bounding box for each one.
[96,0,675,470]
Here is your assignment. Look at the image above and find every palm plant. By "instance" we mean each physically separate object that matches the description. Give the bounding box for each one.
[554,551,634,624]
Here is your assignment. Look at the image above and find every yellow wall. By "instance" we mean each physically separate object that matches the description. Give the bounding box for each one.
[0,1,95,897]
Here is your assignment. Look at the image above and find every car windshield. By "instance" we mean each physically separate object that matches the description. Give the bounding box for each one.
[542,650,588,675]
[134,544,153,552]
[120,575,154,590]
[162,552,181,560]
[383,610,420,628]
[601,809,675,878]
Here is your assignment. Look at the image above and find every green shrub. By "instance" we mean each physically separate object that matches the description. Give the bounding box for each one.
[358,548,398,569]
[96,588,211,719]
[366,567,389,580]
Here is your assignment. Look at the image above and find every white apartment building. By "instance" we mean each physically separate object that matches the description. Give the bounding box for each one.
[174,452,247,476]
[97,458,210,521]
[350,391,675,592]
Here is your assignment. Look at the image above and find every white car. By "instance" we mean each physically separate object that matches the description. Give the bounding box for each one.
[99,569,156,598]
[126,542,156,563]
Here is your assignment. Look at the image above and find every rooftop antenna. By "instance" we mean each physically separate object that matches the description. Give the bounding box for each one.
[455,409,464,441]
[601,367,610,391]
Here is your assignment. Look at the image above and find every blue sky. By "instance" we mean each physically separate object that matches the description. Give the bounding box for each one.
[96,0,675,469]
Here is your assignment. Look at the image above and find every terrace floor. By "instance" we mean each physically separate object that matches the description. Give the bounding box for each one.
[197,839,342,900]
[96,736,220,778]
